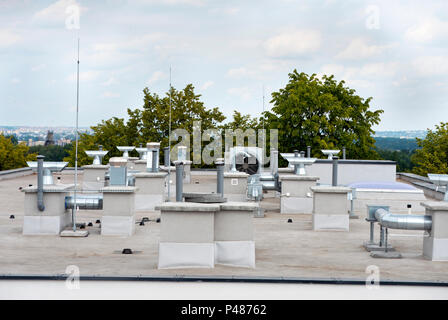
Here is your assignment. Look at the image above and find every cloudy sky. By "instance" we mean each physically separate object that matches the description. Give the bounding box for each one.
[1,0,447,131]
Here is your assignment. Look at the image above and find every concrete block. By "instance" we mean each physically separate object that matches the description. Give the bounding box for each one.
[312,214,349,231]
[81,165,108,188]
[135,194,164,212]
[280,175,319,198]
[215,208,254,241]
[101,215,135,236]
[101,187,136,217]
[421,201,448,261]
[60,229,89,237]
[160,210,215,243]
[133,160,147,172]
[215,241,255,268]
[23,215,71,235]
[22,185,72,235]
[281,197,313,214]
[158,242,215,269]
[223,172,249,201]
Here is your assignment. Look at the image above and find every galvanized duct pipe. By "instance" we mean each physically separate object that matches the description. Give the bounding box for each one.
[152,149,159,173]
[293,150,299,175]
[374,208,432,231]
[175,162,184,202]
[37,155,45,211]
[164,147,170,167]
[216,159,224,196]
[332,156,339,186]
[342,147,346,160]
[65,195,103,210]
[307,146,311,158]
[270,149,278,176]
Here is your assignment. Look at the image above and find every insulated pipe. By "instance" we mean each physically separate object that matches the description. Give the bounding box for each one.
[216,159,224,196]
[175,162,184,202]
[164,147,170,167]
[152,149,159,173]
[293,150,299,175]
[332,156,339,187]
[65,195,103,210]
[37,155,45,212]
[307,146,311,158]
[270,149,278,176]
[374,208,432,231]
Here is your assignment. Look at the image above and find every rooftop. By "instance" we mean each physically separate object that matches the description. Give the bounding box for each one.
[0,172,447,283]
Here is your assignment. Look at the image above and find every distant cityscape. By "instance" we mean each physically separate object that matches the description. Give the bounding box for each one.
[0,126,427,147]
[0,126,92,146]
[373,130,427,139]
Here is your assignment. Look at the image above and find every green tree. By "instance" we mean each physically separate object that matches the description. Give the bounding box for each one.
[412,122,448,176]
[222,111,260,131]
[0,135,36,171]
[28,144,72,162]
[377,148,415,172]
[66,84,226,166]
[264,70,383,159]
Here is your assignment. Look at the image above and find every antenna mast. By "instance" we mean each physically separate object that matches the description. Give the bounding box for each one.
[167,66,172,201]
[262,85,266,169]
[72,38,80,232]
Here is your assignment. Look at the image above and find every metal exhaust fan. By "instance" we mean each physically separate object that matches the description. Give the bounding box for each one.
[117,146,135,158]
[321,149,341,159]
[228,147,264,175]
[85,147,108,165]
[27,161,69,185]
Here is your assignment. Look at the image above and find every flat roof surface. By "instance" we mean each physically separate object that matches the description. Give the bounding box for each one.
[0,172,447,283]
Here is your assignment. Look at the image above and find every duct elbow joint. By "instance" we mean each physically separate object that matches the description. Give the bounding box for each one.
[38,201,45,212]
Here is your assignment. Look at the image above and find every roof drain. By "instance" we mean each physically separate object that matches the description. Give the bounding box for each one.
[37,155,45,212]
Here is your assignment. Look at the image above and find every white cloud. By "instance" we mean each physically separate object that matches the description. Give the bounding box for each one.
[33,0,84,27]
[228,87,251,100]
[264,29,321,58]
[405,17,448,43]
[226,67,252,78]
[102,77,119,86]
[147,71,167,85]
[208,7,240,15]
[102,91,120,98]
[88,33,162,67]
[200,81,214,90]
[318,62,399,89]
[135,0,205,6]
[66,70,100,82]
[0,30,20,47]
[412,56,448,76]
[31,64,47,72]
[336,38,390,60]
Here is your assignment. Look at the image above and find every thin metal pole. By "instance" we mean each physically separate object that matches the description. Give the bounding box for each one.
[261,85,265,174]
[167,66,172,201]
[72,38,80,232]
[332,156,339,187]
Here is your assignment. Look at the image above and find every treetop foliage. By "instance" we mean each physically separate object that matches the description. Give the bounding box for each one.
[0,134,36,171]
[264,70,383,159]
[412,122,448,176]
